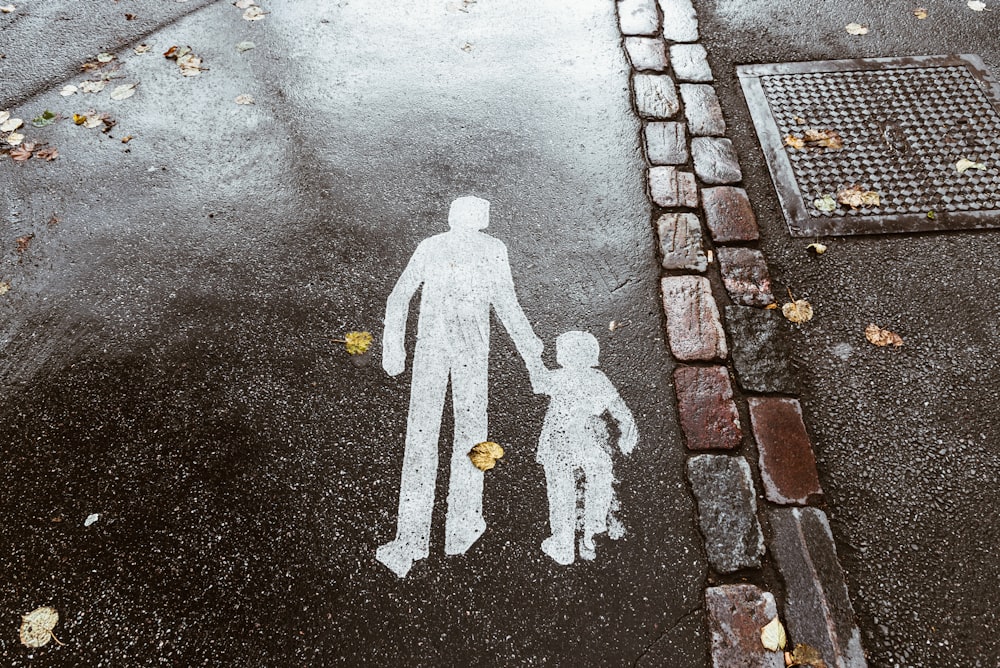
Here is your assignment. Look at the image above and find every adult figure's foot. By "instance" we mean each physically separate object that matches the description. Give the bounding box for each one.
[444,516,486,555]
[541,535,574,565]
[376,540,425,578]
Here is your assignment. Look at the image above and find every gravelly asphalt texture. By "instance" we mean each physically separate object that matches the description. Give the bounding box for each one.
[1,1,710,665]
[699,1,1000,666]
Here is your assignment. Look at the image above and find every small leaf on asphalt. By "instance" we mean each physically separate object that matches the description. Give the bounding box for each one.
[760,617,787,652]
[955,158,987,173]
[785,643,828,668]
[806,242,828,255]
[6,132,24,145]
[235,94,255,105]
[913,7,928,18]
[15,234,33,253]
[234,0,256,8]
[243,6,267,20]
[1,116,23,132]
[343,331,373,355]
[784,134,806,150]
[813,194,837,212]
[468,441,504,471]
[35,147,58,161]
[134,44,151,54]
[0,4,15,12]
[121,135,134,143]
[236,41,256,52]
[125,12,137,20]
[845,22,869,35]
[96,52,116,63]
[865,324,903,348]
[80,80,107,93]
[782,299,813,323]
[10,144,32,161]
[927,210,936,219]
[73,113,86,125]
[0,281,9,295]
[85,513,100,526]
[0,111,8,124]
[837,184,880,209]
[968,0,987,10]
[110,83,139,100]
[61,85,78,96]
[32,110,57,127]
[19,607,59,648]
[177,53,204,76]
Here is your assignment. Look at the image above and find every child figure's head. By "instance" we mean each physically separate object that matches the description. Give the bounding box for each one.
[556,331,600,370]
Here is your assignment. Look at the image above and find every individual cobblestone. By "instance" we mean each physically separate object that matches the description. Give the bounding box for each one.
[701,186,759,242]
[633,74,680,119]
[716,247,774,306]
[749,397,822,505]
[661,276,727,360]
[673,365,742,451]
[644,121,688,165]
[657,213,706,271]
[624,36,668,71]
[617,0,660,36]
[769,508,869,668]
[670,43,713,82]
[725,306,797,394]
[705,585,785,668]
[681,84,726,136]
[648,166,698,208]
[657,0,699,42]
[687,455,765,573]
[691,137,742,184]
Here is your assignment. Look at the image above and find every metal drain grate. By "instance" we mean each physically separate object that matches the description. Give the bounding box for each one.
[738,55,1000,236]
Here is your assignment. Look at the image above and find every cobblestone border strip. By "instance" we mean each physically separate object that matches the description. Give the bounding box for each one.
[615,1,868,666]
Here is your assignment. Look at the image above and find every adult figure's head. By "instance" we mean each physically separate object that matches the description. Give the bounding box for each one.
[556,331,600,369]
[449,196,490,231]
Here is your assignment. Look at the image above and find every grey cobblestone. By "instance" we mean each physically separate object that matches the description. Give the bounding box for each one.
[681,84,726,136]
[687,455,765,573]
[657,0,699,42]
[624,36,668,71]
[633,74,680,119]
[725,306,797,394]
[717,247,774,306]
[691,137,742,184]
[617,0,660,36]
[670,43,713,82]
[657,212,707,271]
[648,166,698,208]
[644,121,688,165]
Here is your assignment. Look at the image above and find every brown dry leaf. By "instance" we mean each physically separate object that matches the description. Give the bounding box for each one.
[837,184,880,209]
[468,441,504,471]
[125,12,137,20]
[913,7,928,18]
[35,147,59,161]
[765,303,779,310]
[845,22,869,35]
[10,144,33,161]
[865,323,903,347]
[19,606,60,648]
[784,134,806,150]
[15,234,34,253]
[785,643,827,668]
[121,135,134,144]
[344,331,373,355]
[803,128,844,150]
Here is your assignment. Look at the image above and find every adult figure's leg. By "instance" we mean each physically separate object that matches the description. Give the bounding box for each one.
[377,342,450,578]
[444,350,489,555]
[540,457,576,565]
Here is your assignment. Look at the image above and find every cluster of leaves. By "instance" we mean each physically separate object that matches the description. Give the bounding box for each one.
[235,0,268,20]
[760,618,827,667]
[812,185,880,212]
[72,110,116,133]
[164,45,205,76]
[1,111,59,162]
[784,128,843,152]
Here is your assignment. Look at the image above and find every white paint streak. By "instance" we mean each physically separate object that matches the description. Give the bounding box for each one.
[377,196,544,579]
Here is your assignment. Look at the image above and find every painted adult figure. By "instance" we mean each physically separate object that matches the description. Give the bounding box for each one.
[378,196,543,578]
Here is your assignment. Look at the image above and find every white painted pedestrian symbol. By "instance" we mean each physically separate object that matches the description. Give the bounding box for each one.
[535,331,637,565]
[377,196,545,578]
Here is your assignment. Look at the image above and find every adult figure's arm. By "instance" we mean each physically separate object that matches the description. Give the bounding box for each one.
[490,244,544,378]
[382,243,426,376]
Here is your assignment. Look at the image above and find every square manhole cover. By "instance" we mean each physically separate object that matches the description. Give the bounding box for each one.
[738,54,1000,236]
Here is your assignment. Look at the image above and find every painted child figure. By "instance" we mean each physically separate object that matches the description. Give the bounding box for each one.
[535,331,638,565]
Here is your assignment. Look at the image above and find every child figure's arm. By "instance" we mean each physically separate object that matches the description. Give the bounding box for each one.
[608,393,638,455]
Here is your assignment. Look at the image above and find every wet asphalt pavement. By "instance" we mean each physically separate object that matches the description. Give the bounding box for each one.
[699,1,1000,666]
[1,1,708,665]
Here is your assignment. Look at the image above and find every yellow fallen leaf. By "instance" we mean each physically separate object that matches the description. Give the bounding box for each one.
[20,606,60,648]
[761,617,787,651]
[73,113,87,125]
[784,135,805,150]
[865,324,903,347]
[782,299,813,323]
[955,158,987,173]
[806,243,827,255]
[0,281,10,295]
[913,7,928,18]
[785,643,827,667]
[344,331,373,355]
[765,303,779,310]
[468,441,504,471]
[845,22,869,35]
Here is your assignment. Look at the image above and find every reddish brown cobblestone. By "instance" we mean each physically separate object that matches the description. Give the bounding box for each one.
[701,186,759,242]
[673,365,742,451]
[705,585,785,668]
[661,276,727,360]
[749,397,822,505]
[717,246,775,306]
[649,167,698,208]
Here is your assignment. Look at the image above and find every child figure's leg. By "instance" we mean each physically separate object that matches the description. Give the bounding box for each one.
[541,459,576,565]
[579,454,614,561]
